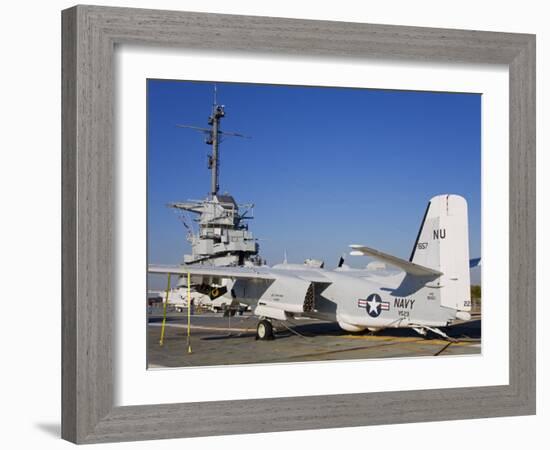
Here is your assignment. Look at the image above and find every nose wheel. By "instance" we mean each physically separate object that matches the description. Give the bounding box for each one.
[256,319,274,340]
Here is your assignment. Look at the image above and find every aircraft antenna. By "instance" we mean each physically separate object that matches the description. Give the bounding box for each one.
[176,85,250,198]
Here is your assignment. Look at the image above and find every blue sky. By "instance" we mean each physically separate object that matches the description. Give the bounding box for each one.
[147,80,481,287]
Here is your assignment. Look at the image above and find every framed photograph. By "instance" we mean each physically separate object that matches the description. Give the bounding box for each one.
[145,80,483,369]
[62,5,535,444]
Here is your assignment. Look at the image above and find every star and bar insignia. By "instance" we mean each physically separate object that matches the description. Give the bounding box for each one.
[358,293,390,318]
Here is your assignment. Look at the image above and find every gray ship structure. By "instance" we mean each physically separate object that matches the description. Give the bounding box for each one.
[161,96,262,312]
[170,194,259,267]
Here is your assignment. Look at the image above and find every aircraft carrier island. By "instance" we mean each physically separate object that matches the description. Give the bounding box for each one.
[147,91,481,368]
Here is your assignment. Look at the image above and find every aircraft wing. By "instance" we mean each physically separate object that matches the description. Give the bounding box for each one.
[149,264,276,280]
[148,264,331,283]
[349,245,443,277]
[149,264,333,322]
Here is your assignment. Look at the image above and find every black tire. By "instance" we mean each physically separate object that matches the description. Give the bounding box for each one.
[256,320,274,340]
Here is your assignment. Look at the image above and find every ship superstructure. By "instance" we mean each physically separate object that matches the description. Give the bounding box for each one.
[171,91,262,268]
[170,194,259,266]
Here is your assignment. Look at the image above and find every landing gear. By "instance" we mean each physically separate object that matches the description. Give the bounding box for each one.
[256,319,274,340]
[412,327,428,337]
[412,326,456,342]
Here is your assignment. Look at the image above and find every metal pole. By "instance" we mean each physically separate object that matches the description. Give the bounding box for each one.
[211,110,219,196]
[187,271,192,354]
[159,272,171,346]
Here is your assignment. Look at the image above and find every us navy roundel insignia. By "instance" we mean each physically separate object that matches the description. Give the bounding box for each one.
[358,293,390,318]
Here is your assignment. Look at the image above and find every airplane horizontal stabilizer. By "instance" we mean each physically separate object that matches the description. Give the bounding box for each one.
[349,245,443,277]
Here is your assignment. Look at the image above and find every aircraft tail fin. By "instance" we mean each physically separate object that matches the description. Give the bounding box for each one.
[410,194,471,311]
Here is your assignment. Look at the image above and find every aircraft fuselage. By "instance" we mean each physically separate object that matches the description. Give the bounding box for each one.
[231,267,459,332]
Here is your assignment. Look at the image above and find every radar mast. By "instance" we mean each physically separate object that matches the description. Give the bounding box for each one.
[176,85,250,198]
[171,86,261,267]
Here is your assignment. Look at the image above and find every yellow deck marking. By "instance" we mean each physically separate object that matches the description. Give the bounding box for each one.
[187,271,192,354]
[159,273,171,346]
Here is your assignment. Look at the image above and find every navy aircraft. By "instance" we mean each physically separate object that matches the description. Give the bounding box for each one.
[150,194,478,340]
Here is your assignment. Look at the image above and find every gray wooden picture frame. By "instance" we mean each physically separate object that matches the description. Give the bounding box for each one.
[61,5,536,444]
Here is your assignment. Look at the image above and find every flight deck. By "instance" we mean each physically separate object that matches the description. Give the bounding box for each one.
[147,307,481,368]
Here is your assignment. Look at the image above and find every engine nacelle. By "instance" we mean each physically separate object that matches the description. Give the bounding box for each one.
[250,276,316,320]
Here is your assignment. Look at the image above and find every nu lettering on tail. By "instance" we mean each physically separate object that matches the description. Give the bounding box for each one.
[409,194,471,311]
